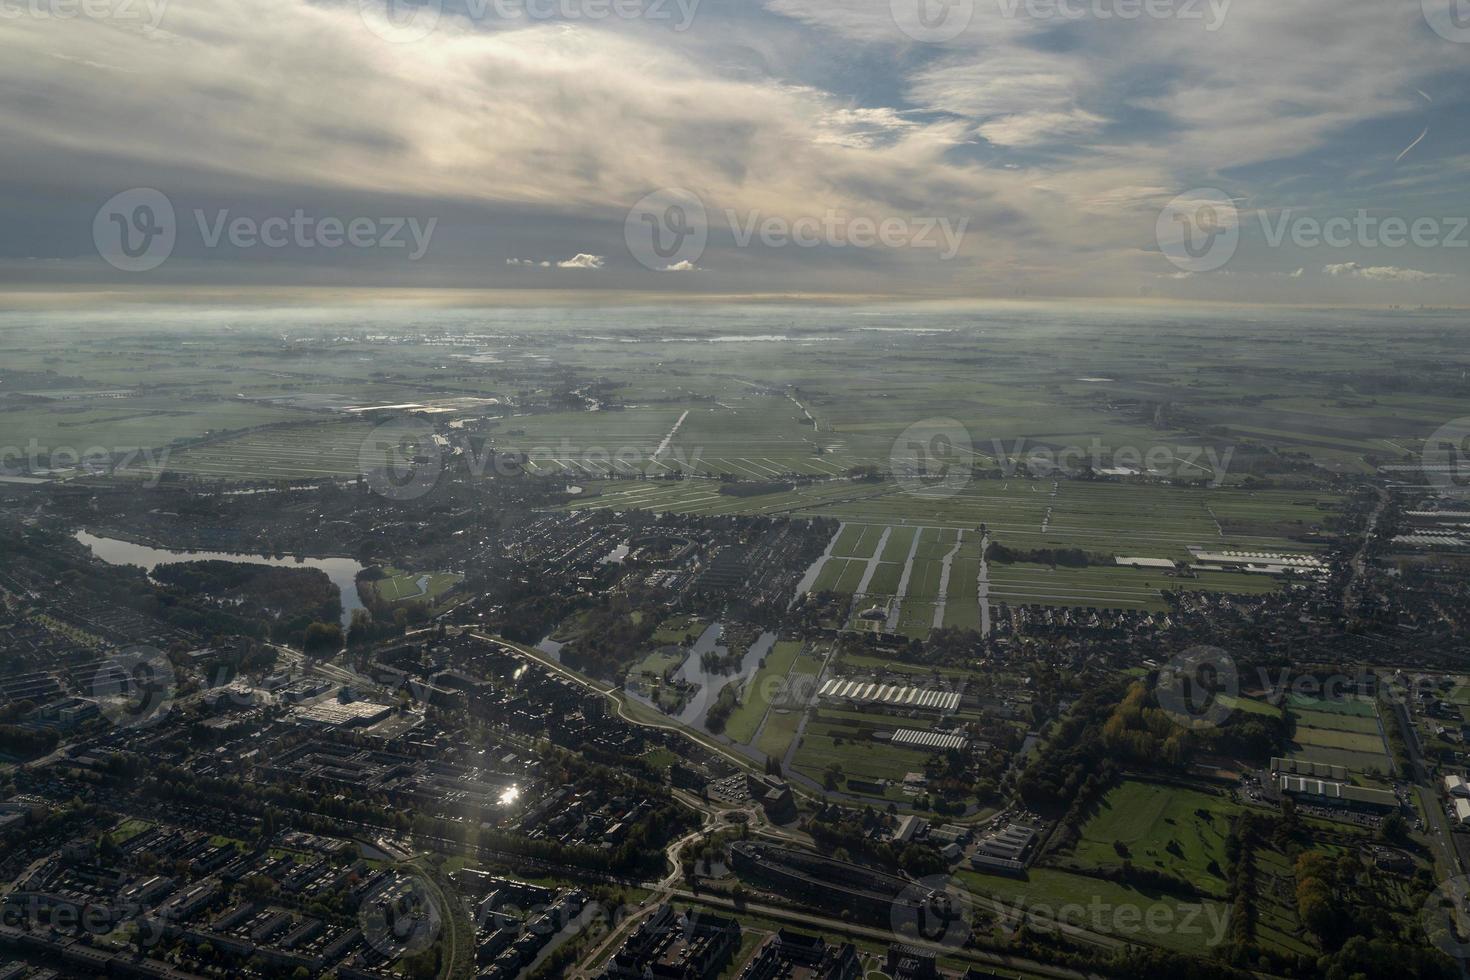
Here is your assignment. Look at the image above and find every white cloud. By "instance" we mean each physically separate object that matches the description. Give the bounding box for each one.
[1323,262,1449,282]
[557,253,606,270]
[663,260,699,272]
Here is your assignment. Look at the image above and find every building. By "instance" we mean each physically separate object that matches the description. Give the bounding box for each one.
[601,905,740,980]
[1445,774,1470,798]
[1275,775,1398,812]
[738,929,860,980]
[886,944,939,980]
[745,774,797,824]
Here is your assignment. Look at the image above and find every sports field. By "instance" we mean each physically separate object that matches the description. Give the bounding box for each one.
[1284,696,1391,776]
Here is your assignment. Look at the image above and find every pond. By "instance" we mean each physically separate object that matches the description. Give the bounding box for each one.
[626,623,778,734]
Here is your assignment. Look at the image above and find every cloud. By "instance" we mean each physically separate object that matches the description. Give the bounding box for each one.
[663,260,699,272]
[0,0,1466,302]
[1323,262,1450,282]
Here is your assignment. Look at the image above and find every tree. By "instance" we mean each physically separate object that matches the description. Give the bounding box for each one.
[302,621,343,654]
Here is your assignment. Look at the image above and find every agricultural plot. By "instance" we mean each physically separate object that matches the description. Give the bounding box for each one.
[864,562,904,596]
[989,563,1172,612]
[879,525,918,563]
[895,600,938,639]
[0,399,305,462]
[1290,709,1379,734]
[165,420,389,480]
[568,474,1337,613]
[789,718,935,787]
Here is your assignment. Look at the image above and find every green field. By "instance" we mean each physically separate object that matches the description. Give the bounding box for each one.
[722,640,804,745]
[1284,695,1390,774]
[1066,781,1238,899]
[5,313,1459,501]
[959,867,1230,954]
[369,566,461,605]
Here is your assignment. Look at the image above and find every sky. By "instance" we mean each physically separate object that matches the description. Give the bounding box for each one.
[2,0,1468,306]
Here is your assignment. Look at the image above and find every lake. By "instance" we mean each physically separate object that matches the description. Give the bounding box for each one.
[75,531,365,630]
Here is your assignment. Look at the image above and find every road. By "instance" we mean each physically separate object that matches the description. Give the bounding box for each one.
[660,889,1102,980]
[1342,486,1389,620]
[1391,696,1464,878]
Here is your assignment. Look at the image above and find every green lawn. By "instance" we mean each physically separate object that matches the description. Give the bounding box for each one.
[959,867,1231,954]
[1065,781,1238,899]
[371,566,461,604]
[723,640,804,745]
